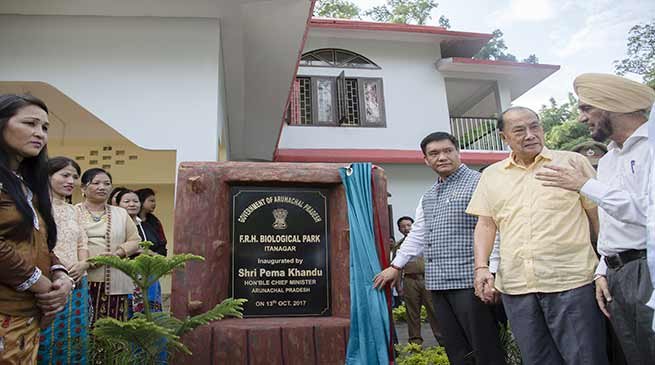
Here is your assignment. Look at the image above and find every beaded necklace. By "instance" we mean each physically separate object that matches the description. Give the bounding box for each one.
[103,206,113,294]
[82,203,113,294]
[83,203,107,222]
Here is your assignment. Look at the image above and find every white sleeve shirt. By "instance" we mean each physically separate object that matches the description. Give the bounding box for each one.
[580,122,651,276]
[646,108,655,330]
[391,197,501,271]
[647,153,655,327]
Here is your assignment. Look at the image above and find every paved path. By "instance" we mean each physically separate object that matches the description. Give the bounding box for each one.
[394,321,440,348]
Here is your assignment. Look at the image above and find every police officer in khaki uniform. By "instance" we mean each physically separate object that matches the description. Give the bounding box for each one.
[395,216,443,345]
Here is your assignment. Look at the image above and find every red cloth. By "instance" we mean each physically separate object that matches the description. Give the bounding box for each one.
[371,167,395,364]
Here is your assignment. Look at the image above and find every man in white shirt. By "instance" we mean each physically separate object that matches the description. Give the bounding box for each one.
[535,73,655,363]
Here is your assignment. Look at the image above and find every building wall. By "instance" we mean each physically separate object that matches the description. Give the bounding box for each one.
[278,37,452,151]
[0,14,222,164]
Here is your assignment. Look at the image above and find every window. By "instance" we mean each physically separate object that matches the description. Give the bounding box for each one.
[300,49,380,69]
[287,74,386,127]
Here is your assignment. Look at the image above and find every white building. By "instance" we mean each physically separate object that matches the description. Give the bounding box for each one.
[0,2,558,281]
[0,0,313,294]
[276,18,559,238]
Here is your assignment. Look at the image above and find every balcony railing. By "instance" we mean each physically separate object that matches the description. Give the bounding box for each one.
[450,117,506,151]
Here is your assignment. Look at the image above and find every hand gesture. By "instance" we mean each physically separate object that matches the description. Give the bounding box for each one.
[595,276,612,318]
[373,267,401,290]
[482,276,501,304]
[35,278,73,317]
[474,267,496,303]
[68,261,89,282]
[535,159,591,192]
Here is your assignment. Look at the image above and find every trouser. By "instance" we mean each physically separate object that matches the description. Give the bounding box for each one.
[492,302,508,326]
[502,283,608,365]
[431,288,505,365]
[606,318,628,365]
[606,257,655,365]
[403,276,443,344]
[0,314,39,365]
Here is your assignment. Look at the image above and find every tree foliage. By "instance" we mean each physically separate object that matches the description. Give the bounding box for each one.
[314,0,448,25]
[540,94,577,132]
[313,1,536,63]
[539,93,594,151]
[438,15,451,29]
[364,0,446,25]
[522,54,539,64]
[546,121,594,151]
[473,29,540,64]
[475,29,517,61]
[541,19,655,151]
[614,19,655,89]
[314,0,360,19]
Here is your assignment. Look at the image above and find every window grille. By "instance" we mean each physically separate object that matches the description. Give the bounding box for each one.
[300,49,380,69]
[287,75,384,127]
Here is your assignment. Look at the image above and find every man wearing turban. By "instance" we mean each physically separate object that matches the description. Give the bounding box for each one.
[536,73,655,363]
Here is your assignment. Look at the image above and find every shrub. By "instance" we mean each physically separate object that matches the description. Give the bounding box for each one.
[499,323,523,365]
[393,304,407,322]
[395,343,450,365]
[88,241,246,364]
[393,321,523,365]
[392,304,428,323]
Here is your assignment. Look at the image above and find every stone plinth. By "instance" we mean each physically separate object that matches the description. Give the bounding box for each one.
[171,162,389,364]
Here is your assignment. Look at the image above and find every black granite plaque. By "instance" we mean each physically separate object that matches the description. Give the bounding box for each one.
[230,187,330,317]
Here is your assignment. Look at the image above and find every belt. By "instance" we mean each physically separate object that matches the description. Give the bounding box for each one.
[604,249,646,270]
[403,273,424,280]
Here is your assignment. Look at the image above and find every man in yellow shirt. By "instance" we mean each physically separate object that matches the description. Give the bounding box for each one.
[466,106,608,365]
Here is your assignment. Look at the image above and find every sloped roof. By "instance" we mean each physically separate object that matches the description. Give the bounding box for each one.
[310,18,493,58]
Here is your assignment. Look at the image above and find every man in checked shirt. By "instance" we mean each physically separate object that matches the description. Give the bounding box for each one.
[374,132,505,365]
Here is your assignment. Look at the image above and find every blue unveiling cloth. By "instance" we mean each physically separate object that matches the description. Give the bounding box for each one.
[340,163,391,365]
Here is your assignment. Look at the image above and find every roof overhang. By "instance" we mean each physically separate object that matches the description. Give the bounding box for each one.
[275,148,508,165]
[226,0,316,161]
[309,18,492,58]
[0,0,316,163]
[438,57,560,100]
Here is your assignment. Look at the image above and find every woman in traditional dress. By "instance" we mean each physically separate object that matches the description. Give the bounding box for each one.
[38,156,90,364]
[116,189,163,314]
[76,168,140,324]
[117,189,167,363]
[135,188,168,257]
[108,186,127,207]
[0,94,73,363]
